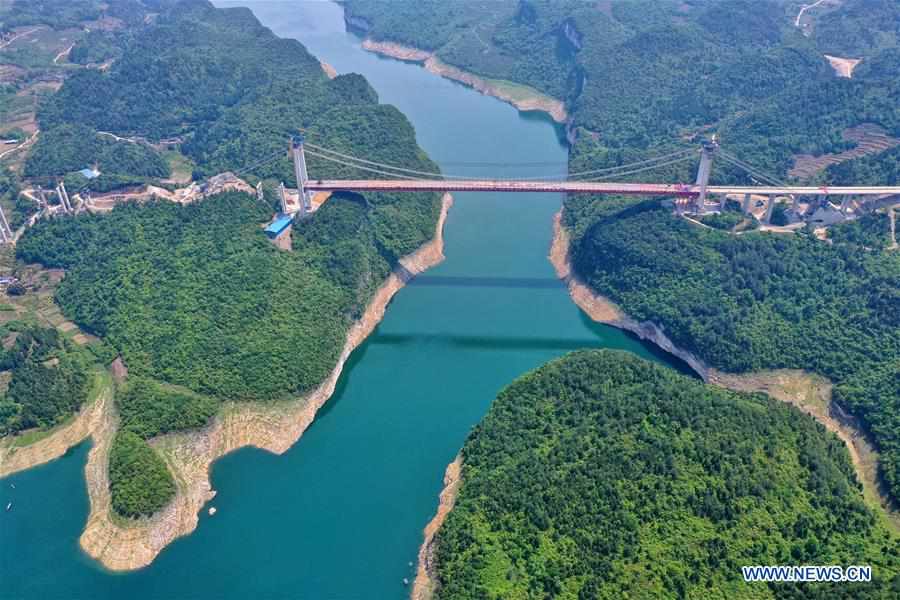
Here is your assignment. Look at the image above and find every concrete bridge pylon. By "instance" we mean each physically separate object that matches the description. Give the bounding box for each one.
[693,138,717,213]
[291,135,312,218]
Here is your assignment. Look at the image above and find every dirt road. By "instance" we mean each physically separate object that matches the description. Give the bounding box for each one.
[0,130,39,160]
[795,0,829,28]
[0,27,41,50]
[53,43,75,65]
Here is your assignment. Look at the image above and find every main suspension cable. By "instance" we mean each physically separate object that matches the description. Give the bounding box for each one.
[717,151,786,187]
[232,149,287,177]
[580,154,696,182]
[307,141,696,182]
[567,148,696,180]
[304,149,426,180]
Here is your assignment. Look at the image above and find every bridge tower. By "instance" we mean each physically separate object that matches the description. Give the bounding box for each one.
[0,205,12,243]
[56,181,72,213]
[693,139,718,214]
[291,135,312,217]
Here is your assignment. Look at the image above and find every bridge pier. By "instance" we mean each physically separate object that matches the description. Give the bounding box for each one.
[763,195,777,224]
[56,181,72,213]
[839,195,853,214]
[741,193,752,214]
[0,205,12,243]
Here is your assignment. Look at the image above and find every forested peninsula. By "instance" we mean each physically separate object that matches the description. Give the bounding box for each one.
[561,195,900,506]
[424,350,900,599]
[4,0,448,569]
[349,0,900,512]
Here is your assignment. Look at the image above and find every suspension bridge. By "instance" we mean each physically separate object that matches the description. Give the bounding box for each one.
[9,135,899,246]
[269,136,900,227]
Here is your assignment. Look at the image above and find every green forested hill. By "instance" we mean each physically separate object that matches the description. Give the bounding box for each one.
[14,0,441,517]
[564,197,900,506]
[16,185,438,515]
[16,188,435,401]
[433,350,900,599]
[810,0,900,57]
[24,125,170,179]
[346,0,900,181]
[29,0,439,187]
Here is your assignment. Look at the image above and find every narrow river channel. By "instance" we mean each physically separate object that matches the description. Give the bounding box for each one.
[1,2,689,598]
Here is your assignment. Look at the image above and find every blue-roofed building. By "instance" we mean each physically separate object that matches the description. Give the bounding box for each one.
[79,168,100,179]
[265,214,293,238]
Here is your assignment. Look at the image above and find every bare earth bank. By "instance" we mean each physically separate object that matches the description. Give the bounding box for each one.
[72,193,453,571]
[320,60,338,79]
[361,40,568,124]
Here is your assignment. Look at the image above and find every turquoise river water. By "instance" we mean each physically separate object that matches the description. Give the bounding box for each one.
[0,2,690,598]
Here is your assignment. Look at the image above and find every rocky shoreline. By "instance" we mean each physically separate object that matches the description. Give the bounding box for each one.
[361,40,568,124]
[549,212,710,379]
[411,455,462,600]
[4,193,452,571]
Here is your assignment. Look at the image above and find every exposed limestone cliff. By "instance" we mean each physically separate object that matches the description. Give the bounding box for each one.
[320,60,337,79]
[76,193,453,571]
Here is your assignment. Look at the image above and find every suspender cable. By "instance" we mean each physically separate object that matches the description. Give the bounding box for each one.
[307,142,695,182]
[304,149,429,180]
[580,154,696,182]
[717,151,786,187]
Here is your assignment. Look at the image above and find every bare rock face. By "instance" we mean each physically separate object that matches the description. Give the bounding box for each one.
[361,39,431,63]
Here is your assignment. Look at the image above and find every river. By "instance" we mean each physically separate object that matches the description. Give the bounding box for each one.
[0,2,689,598]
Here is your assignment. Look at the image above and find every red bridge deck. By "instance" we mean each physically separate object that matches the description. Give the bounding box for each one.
[305,180,900,197]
